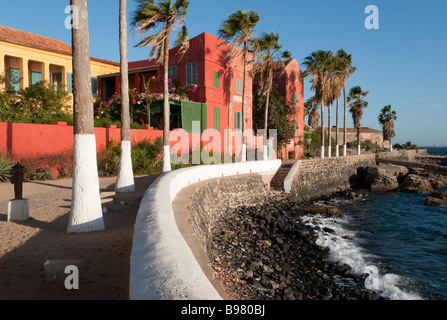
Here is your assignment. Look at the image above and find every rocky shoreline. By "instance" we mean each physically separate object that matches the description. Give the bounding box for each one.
[208,154,447,300]
[209,190,384,300]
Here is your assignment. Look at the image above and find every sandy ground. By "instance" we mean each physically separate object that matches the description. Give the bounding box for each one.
[0,174,158,300]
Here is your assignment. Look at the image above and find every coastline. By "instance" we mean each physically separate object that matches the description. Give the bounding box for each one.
[209,189,386,300]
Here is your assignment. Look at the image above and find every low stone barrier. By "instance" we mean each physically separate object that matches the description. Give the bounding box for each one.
[129,160,281,300]
[288,154,377,202]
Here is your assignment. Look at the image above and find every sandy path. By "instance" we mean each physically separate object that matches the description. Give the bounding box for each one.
[0,174,158,300]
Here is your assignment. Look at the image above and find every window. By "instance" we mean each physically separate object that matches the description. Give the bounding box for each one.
[91,77,98,96]
[213,71,220,88]
[186,62,197,85]
[168,65,177,79]
[293,120,298,136]
[67,73,73,93]
[236,78,242,94]
[213,108,220,131]
[293,67,297,75]
[31,72,41,86]
[9,68,20,94]
[235,111,242,131]
[293,93,298,105]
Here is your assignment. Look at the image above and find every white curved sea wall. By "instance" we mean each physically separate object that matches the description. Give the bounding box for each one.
[129,160,282,300]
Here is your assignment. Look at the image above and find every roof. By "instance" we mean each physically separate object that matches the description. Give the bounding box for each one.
[0,25,119,66]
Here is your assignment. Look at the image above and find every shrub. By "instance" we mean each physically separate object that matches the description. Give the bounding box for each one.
[0,156,13,183]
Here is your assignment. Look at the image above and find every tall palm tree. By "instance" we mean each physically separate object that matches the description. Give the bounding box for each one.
[252,32,290,160]
[347,86,369,155]
[302,50,334,158]
[378,105,397,152]
[116,0,135,193]
[132,0,190,172]
[336,49,356,156]
[218,9,259,162]
[304,96,320,129]
[68,0,105,233]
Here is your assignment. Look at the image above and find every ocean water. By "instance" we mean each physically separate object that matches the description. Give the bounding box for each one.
[302,147,447,300]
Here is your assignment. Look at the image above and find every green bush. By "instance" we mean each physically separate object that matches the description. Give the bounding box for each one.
[0,156,13,183]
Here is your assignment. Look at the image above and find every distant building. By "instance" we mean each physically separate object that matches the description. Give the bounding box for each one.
[330,127,390,149]
[0,25,119,98]
[253,58,305,159]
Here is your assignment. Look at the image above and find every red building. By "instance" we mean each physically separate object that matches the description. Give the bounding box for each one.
[98,32,304,160]
[276,58,305,160]
[98,32,252,137]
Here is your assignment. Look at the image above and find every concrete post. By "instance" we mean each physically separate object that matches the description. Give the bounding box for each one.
[7,163,29,222]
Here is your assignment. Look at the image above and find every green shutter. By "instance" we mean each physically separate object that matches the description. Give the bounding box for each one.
[91,77,98,95]
[236,78,242,94]
[186,62,197,85]
[213,107,220,131]
[213,71,220,88]
[9,68,20,93]
[235,111,241,131]
[31,72,42,86]
[293,93,298,104]
[67,73,73,93]
[294,120,297,136]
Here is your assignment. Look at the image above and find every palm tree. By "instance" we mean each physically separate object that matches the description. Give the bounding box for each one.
[304,96,320,129]
[252,32,290,160]
[378,105,397,152]
[116,0,135,193]
[347,86,369,155]
[132,0,190,172]
[302,50,334,158]
[68,0,105,233]
[218,9,259,162]
[336,49,356,156]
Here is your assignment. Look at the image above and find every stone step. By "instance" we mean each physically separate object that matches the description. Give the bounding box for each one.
[269,165,293,191]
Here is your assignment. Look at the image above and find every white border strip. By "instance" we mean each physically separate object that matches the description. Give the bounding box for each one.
[129,159,282,300]
[284,160,302,193]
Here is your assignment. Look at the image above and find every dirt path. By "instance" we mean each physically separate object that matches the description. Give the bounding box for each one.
[0,174,158,300]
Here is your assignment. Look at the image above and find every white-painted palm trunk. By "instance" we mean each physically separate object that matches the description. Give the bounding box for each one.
[241,143,247,162]
[68,134,105,233]
[357,144,361,155]
[320,146,325,159]
[263,144,268,161]
[115,141,135,193]
[163,145,172,172]
[328,146,332,158]
[336,145,340,157]
[343,144,347,156]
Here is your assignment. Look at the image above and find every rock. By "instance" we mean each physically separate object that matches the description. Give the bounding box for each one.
[424,197,447,206]
[299,205,345,218]
[400,174,434,194]
[432,191,447,199]
[364,166,401,192]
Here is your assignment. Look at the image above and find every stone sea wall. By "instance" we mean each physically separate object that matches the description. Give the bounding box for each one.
[186,174,270,254]
[288,154,377,202]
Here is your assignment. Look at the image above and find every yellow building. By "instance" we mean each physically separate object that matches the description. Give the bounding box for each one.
[0,25,119,97]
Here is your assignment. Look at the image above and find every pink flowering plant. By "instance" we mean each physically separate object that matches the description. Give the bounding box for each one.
[94,75,198,125]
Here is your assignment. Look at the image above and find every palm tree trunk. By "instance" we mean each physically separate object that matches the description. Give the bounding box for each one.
[68,0,104,233]
[357,126,361,155]
[241,44,248,162]
[320,102,325,158]
[335,97,339,157]
[343,83,347,156]
[263,89,270,160]
[162,31,172,172]
[116,0,135,192]
[328,104,332,158]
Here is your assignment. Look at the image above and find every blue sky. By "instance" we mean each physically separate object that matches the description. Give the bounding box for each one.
[1,0,446,146]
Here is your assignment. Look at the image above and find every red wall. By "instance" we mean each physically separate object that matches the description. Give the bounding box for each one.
[0,122,268,163]
[0,122,163,161]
